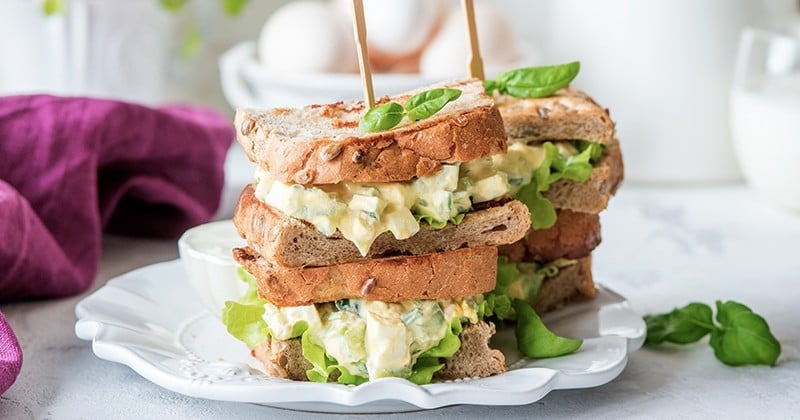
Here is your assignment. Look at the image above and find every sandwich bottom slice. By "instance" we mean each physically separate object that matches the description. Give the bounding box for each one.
[224,246,508,384]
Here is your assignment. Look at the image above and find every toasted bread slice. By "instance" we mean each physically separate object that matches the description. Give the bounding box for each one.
[496,88,616,145]
[251,320,506,381]
[235,79,507,185]
[533,255,596,314]
[233,246,498,307]
[543,137,623,214]
[498,210,601,263]
[234,185,530,268]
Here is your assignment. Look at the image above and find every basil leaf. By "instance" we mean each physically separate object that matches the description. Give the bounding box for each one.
[497,62,581,98]
[484,79,500,96]
[359,101,405,133]
[711,301,781,366]
[405,88,462,122]
[513,299,582,358]
[643,303,715,345]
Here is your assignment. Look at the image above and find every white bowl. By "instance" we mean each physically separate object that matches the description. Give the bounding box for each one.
[219,41,440,109]
[177,220,247,318]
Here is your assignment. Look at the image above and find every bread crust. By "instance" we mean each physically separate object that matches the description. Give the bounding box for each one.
[498,210,601,263]
[235,79,507,185]
[496,88,616,145]
[233,246,499,307]
[233,185,530,268]
[533,256,596,314]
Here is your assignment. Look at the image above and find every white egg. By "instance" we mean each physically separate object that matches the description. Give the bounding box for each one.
[259,1,357,73]
[420,3,523,79]
[332,0,446,57]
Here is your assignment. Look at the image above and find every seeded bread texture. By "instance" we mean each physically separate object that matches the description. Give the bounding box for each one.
[250,320,506,382]
[496,88,616,145]
[235,79,507,185]
[234,185,530,268]
[233,246,499,307]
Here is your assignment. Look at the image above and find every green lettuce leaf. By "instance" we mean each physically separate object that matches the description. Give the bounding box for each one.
[482,257,564,320]
[221,267,269,348]
[513,299,583,358]
[514,141,603,229]
[415,212,466,229]
[301,330,369,385]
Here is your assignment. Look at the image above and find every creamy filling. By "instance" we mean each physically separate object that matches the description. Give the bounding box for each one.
[254,142,582,255]
[261,297,481,380]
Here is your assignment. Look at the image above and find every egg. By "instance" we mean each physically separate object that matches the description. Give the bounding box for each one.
[332,0,446,60]
[259,1,357,73]
[420,3,523,79]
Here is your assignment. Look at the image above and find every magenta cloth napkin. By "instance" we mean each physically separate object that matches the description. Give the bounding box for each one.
[0,95,234,394]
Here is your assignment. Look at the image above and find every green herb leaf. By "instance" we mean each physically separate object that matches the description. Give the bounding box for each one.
[484,79,500,96]
[710,301,781,366]
[159,0,188,13]
[359,101,405,133]
[405,88,462,122]
[495,62,581,98]
[43,0,65,15]
[643,303,715,345]
[513,299,582,358]
[222,0,250,16]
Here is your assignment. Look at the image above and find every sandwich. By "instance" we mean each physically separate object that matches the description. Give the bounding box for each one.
[489,84,623,317]
[224,79,532,384]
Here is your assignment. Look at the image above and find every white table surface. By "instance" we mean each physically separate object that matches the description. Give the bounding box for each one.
[2,184,799,419]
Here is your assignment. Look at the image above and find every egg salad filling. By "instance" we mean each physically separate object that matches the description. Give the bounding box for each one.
[254,140,604,255]
[222,268,482,385]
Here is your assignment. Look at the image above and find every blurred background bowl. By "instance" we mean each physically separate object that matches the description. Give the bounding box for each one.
[220,41,441,108]
[177,220,247,317]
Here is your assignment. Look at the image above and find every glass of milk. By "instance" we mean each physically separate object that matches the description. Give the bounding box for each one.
[730,28,800,211]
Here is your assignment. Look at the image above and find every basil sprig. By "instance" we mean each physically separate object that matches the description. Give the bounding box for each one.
[359,88,462,133]
[485,61,580,98]
[644,300,781,367]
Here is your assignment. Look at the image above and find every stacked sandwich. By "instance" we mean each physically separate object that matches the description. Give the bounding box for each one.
[225,79,533,384]
[491,88,623,315]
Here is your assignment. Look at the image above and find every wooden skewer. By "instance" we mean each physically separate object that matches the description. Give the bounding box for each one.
[461,0,484,80]
[351,0,375,108]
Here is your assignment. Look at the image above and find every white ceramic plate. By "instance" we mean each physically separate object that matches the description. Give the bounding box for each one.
[74,260,646,413]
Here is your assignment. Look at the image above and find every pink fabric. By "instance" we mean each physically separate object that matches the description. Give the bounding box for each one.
[0,95,234,394]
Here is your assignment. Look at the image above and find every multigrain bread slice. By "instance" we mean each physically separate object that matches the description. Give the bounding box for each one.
[250,320,506,381]
[543,137,624,214]
[496,88,623,214]
[498,210,601,263]
[233,246,499,307]
[234,185,530,268]
[496,88,616,145]
[435,321,506,380]
[235,79,507,185]
[533,256,596,314]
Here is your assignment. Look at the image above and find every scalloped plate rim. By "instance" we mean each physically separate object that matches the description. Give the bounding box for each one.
[75,259,645,413]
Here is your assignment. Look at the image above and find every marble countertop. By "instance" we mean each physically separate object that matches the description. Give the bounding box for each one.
[2,184,799,419]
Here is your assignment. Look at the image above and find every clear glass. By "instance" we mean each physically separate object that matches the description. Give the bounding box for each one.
[730,28,800,211]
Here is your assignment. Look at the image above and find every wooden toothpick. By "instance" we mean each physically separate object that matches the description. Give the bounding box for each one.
[461,0,484,80]
[351,0,375,108]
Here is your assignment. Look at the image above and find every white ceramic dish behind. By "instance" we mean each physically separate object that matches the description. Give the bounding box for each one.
[177,220,246,318]
[220,42,441,109]
[75,259,645,413]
